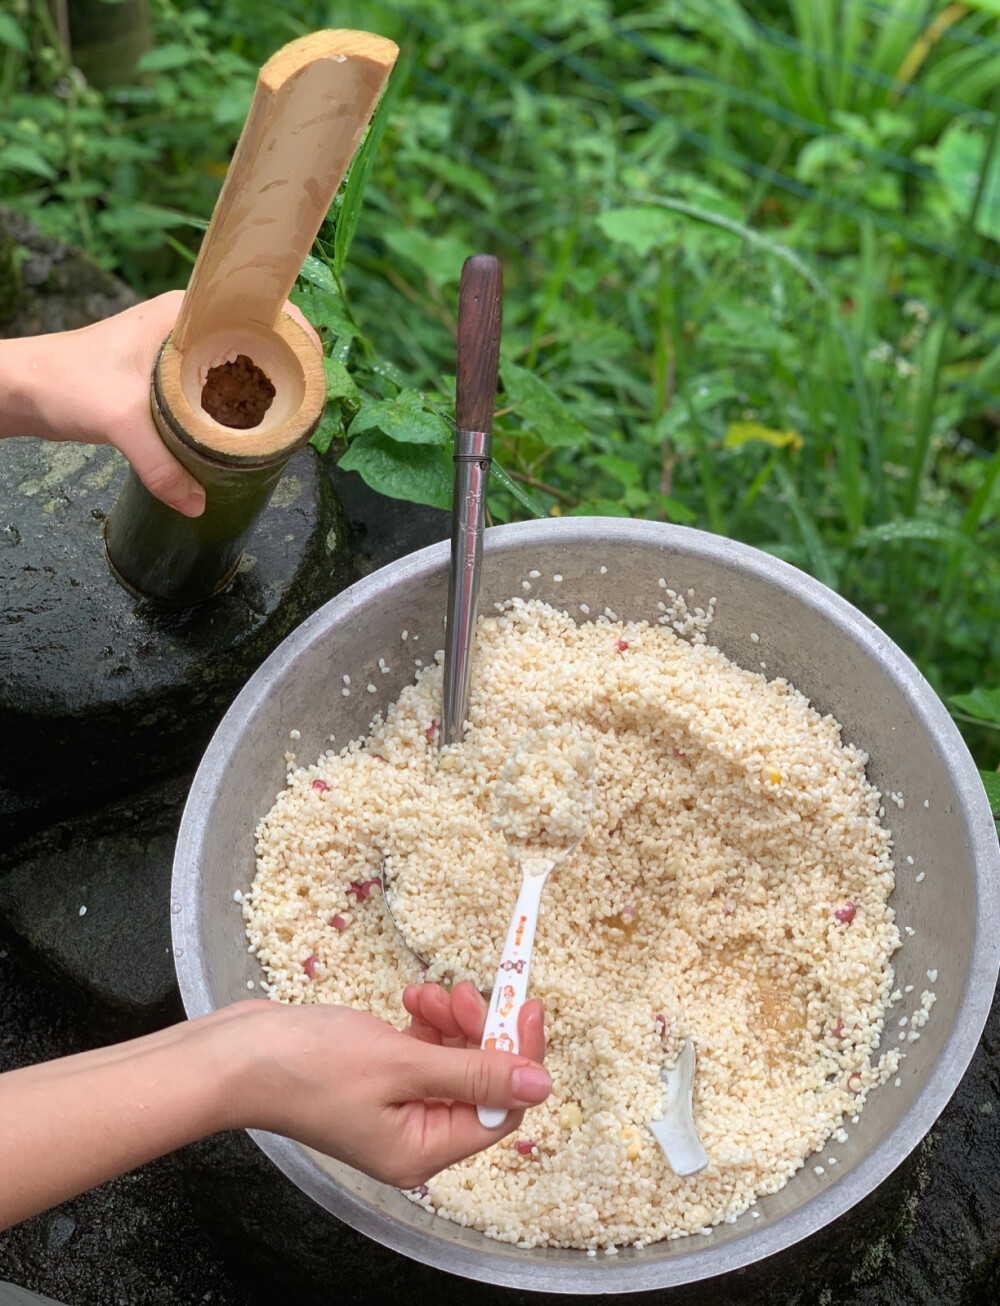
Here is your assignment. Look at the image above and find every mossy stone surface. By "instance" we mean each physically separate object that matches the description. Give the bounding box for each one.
[0,438,354,845]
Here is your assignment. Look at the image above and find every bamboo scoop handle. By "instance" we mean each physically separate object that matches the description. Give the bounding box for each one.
[105,30,397,604]
[173,29,397,351]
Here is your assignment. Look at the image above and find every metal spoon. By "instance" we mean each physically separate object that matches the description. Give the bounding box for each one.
[379,858,430,968]
[441,254,503,746]
[477,726,595,1129]
[380,254,503,965]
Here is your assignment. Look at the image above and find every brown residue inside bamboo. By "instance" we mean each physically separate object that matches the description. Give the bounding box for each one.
[201,354,276,429]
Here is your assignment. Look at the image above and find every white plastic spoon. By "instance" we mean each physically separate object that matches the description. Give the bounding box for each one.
[478,726,594,1129]
[648,1039,708,1176]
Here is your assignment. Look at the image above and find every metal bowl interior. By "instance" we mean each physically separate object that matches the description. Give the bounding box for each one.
[172,518,1000,1294]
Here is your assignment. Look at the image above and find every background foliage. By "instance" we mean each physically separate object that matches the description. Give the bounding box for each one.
[2,0,999,786]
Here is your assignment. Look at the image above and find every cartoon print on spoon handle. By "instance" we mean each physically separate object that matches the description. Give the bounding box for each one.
[478,859,552,1129]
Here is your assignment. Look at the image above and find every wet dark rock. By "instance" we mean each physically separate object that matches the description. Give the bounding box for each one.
[0,946,262,1305]
[0,778,189,1026]
[0,206,136,337]
[0,439,354,846]
[43,1214,75,1254]
[328,459,450,576]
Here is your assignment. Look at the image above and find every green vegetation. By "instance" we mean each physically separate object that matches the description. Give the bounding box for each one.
[1,0,998,789]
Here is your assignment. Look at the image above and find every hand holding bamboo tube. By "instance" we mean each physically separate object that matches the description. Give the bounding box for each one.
[105,30,398,605]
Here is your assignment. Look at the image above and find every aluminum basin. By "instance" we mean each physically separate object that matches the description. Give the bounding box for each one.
[172,518,1000,1293]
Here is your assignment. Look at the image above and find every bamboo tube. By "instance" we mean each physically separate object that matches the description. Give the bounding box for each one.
[104,29,398,605]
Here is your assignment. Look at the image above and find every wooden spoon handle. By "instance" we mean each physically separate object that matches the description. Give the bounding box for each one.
[172,29,397,353]
[455,254,503,432]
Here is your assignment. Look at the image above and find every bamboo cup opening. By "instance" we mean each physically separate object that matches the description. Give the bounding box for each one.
[155,312,325,463]
[181,326,306,434]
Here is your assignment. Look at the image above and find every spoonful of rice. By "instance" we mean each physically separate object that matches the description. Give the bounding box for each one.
[477,724,595,1129]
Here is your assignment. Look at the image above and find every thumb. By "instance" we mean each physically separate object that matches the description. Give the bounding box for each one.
[111,425,206,518]
[404,1043,552,1110]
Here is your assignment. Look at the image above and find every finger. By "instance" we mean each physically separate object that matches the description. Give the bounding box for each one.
[517,999,546,1065]
[110,426,206,517]
[402,984,422,1021]
[402,983,443,1046]
[397,1099,528,1182]
[402,1042,551,1111]
[450,980,489,1045]
[282,299,322,355]
[416,984,466,1046]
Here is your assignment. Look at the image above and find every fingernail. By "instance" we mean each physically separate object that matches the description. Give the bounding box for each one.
[177,490,206,518]
[511,1066,552,1104]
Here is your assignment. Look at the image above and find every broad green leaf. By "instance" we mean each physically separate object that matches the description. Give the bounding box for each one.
[501,359,589,449]
[725,422,803,452]
[310,407,342,456]
[795,135,855,185]
[650,379,737,450]
[401,147,495,209]
[348,390,449,446]
[96,203,189,235]
[950,687,1000,725]
[979,770,1000,819]
[591,453,641,487]
[0,144,57,181]
[136,43,193,73]
[596,206,681,259]
[623,485,652,511]
[333,72,397,277]
[571,499,631,518]
[213,81,254,126]
[932,122,1000,243]
[339,431,452,510]
[703,303,798,354]
[299,254,337,293]
[382,227,472,288]
[651,493,697,524]
[0,12,29,52]
[289,284,355,341]
[324,357,359,405]
[56,180,103,200]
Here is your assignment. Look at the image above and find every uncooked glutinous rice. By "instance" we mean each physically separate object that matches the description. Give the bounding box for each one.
[246,598,900,1250]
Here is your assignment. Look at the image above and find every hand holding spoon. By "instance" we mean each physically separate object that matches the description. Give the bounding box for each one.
[478,725,594,1129]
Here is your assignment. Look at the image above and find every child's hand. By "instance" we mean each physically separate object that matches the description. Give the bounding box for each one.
[1,291,319,518]
[403,977,544,1053]
[0,989,549,1229]
[231,989,550,1189]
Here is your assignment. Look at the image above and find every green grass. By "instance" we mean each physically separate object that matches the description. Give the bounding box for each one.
[1,0,998,780]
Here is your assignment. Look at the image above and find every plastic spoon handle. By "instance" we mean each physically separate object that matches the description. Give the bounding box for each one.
[478,862,550,1129]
